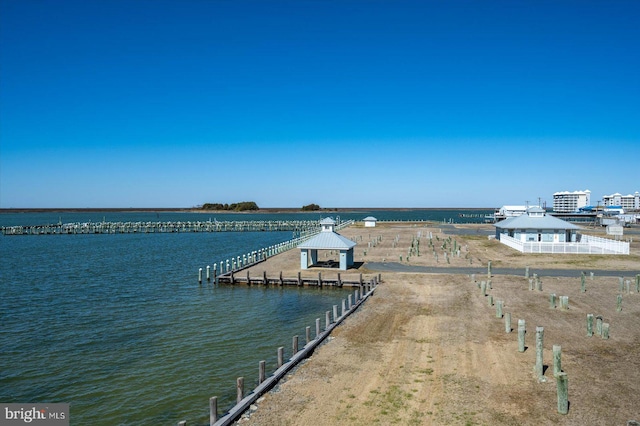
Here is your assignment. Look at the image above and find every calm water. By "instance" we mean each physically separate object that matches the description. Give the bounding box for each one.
[0,210,490,425]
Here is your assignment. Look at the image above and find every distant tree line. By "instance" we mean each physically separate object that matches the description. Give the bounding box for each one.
[200,201,259,211]
[301,203,321,211]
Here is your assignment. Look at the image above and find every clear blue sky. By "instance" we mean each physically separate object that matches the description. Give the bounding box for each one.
[1,0,638,208]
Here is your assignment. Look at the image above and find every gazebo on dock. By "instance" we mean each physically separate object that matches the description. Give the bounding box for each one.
[298,218,356,270]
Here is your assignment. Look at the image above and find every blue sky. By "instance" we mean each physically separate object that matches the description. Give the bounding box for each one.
[1,0,638,208]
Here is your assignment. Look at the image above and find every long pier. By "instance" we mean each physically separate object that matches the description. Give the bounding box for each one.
[0,220,320,236]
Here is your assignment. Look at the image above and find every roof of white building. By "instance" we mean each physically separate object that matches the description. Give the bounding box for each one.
[494,209,581,230]
[298,232,357,250]
[363,216,377,221]
[319,217,336,225]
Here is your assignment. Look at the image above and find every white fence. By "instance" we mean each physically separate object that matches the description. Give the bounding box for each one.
[498,234,629,255]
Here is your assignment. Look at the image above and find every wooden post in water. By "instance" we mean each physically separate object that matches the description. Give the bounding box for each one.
[178,420,186,426]
[333,305,338,322]
[263,271,267,285]
[236,377,244,404]
[277,347,284,368]
[535,326,545,381]
[209,396,218,425]
[206,265,210,282]
[341,300,346,317]
[316,318,320,338]
[230,270,235,285]
[292,335,299,354]
[306,326,311,344]
[246,269,250,285]
[198,268,203,284]
[318,272,322,287]
[297,271,302,286]
[338,273,342,287]
[586,314,594,337]
[279,271,284,286]
[505,312,511,333]
[557,372,569,414]
[348,294,353,310]
[325,311,331,330]
[259,360,266,384]
[518,319,526,353]
[553,345,562,377]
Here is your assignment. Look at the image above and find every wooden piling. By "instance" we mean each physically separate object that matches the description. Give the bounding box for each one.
[617,294,623,312]
[553,345,562,377]
[315,318,320,338]
[277,347,284,368]
[596,315,603,336]
[325,311,331,330]
[332,305,338,322]
[505,312,511,333]
[495,300,503,318]
[535,326,544,380]
[318,272,322,287]
[556,372,569,414]
[487,294,493,307]
[550,294,556,309]
[259,360,266,384]
[206,265,210,282]
[586,314,594,337]
[518,319,526,352]
[293,335,299,354]
[279,271,284,286]
[236,377,244,404]
[602,323,610,339]
[297,271,302,286]
[198,268,203,284]
[209,396,218,425]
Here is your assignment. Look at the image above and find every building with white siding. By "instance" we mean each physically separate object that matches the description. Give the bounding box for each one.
[553,190,591,212]
[298,218,356,270]
[602,192,640,211]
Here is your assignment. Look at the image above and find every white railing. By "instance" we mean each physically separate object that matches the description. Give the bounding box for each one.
[498,234,629,255]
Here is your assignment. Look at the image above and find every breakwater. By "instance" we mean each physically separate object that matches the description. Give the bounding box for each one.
[1,220,321,236]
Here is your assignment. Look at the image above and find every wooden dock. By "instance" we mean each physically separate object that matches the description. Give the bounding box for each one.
[0,220,320,236]
[216,269,377,288]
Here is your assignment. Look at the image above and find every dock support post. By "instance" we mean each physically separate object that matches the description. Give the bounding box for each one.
[198,268,202,284]
[206,265,210,282]
[277,347,284,368]
[316,318,320,338]
[325,311,331,330]
[236,377,244,404]
[263,271,267,285]
[306,326,311,344]
[259,360,266,384]
[333,305,338,322]
[209,396,217,425]
[298,272,302,286]
[293,335,299,354]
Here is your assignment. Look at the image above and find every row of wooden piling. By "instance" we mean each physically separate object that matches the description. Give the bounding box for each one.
[476,266,640,416]
[177,277,381,426]
[1,219,327,236]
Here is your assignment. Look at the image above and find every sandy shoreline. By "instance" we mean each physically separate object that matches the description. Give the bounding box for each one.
[225,222,639,425]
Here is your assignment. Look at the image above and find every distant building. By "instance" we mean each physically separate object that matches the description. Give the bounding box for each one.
[602,192,640,211]
[297,218,356,270]
[553,190,591,212]
[363,216,377,227]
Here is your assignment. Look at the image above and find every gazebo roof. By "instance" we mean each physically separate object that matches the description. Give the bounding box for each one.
[298,232,357,250]
[363,216,377,221]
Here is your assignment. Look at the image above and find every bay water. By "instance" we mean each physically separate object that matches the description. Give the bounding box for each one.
[0,210,489,425]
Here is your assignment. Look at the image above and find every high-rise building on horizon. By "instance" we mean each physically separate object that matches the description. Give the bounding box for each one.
[552,190,591,212]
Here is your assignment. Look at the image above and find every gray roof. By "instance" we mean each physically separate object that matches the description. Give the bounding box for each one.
[363,216,377,221]
[319,217,336,225]
[298,231,357,250]
[494,213,581,230]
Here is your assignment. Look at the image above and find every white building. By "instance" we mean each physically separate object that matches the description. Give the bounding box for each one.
[297,218,356,270]
[602,192,640,211]
[363,216,377,227]
[494,207,629,255]
[553,190,591,212]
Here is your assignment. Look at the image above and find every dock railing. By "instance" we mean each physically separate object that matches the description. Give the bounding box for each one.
[498,234,629,255]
